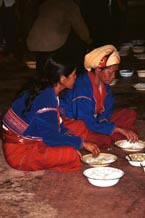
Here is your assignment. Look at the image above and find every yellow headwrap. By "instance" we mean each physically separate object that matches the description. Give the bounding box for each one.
[84,44,120,71]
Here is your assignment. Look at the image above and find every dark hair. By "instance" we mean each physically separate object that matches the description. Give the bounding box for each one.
[20,56,78,114]
[40,57,77,86]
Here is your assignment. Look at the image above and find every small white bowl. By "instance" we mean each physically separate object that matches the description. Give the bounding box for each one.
[25,61,36,69]
[137,70,145,78]
[119,69,134,77]
[134,53,145,60]
[119,50,129,57]
[126,153,145,167]
[132,39,145,45]
[83,167,124,187]
[132,46,145,53]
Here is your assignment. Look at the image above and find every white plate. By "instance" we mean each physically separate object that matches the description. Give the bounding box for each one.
[81,153,117,167]
[133,83,145,91]
[115,140,145,152]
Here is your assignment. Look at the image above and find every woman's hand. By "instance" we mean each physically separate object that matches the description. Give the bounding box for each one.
[113,127,138,143]
[82,141,100,157]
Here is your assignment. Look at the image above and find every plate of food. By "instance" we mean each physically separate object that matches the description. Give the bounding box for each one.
[81,153,117,167]
[115,140,145,152]
[133,83,145,91]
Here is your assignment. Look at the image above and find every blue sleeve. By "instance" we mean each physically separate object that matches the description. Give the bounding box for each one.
[25,110,82,150]
[72,97,115,135]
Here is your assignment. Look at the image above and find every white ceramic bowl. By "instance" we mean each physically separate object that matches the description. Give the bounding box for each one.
[25,61,36,69]
[132,46,145,53]
[119,69,134,77]
[83,167,124,187]
[137,70,145,77]
[132,39,145,45]
[126,153,145,167]
[134,53,145,60]
[119,50,129,57]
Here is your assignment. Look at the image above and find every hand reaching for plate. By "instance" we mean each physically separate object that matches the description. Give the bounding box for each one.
[113,127,138,143]
[82,141,100,157]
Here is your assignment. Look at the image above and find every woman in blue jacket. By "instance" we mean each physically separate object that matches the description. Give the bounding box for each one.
[60,45,138,148]
[2,56,100,172]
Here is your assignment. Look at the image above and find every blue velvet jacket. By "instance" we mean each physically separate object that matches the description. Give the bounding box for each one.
[60,72,116,135]
[3,87,82,149]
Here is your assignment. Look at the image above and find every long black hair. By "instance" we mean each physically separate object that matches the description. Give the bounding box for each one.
[20,56,78,114]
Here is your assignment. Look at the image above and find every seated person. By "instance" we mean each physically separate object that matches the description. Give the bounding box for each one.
[60,44,138,148]
[1,56,100,172]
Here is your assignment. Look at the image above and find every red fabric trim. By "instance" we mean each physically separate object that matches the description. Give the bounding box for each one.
[88,71,106,114]
[3,108,28,134]
[98,56,108,67]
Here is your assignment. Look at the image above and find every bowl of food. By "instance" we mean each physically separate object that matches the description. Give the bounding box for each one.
[83,167,124,187]
[115,140,145,152]
[81,153,117,167]
[137,70,145,78]
[119,69,134,77]
[126,153,145,167]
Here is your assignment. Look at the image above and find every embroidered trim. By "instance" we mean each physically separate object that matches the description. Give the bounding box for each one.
[36,107,57,114]
[3,108,28,135]
[72,96,92,102]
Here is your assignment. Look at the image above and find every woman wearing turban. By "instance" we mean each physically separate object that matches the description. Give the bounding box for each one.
[2,56,100,172]
[60,44,138,148]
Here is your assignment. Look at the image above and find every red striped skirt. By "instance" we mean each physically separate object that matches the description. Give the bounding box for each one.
[2,129,81,172]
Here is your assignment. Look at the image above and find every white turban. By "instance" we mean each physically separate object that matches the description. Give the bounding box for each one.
[84,44,120,71]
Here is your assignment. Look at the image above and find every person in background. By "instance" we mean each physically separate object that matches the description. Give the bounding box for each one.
[27,0,92,74]
[79,0,113,47]
[60,45,138,148]
[110,0,128,46]
[0,0,17,62]
[2,56,100,172]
